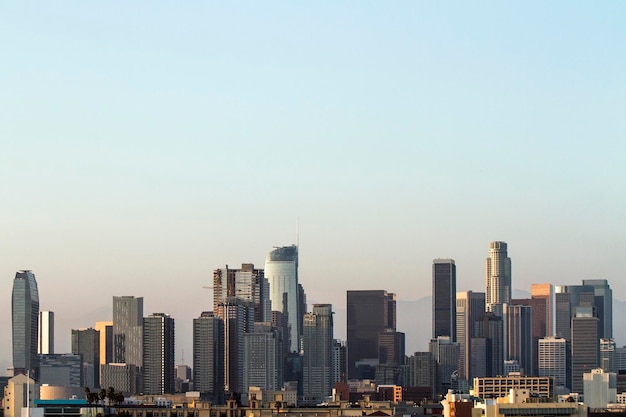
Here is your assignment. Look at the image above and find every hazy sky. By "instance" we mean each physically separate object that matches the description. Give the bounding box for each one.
[1,2,625,368]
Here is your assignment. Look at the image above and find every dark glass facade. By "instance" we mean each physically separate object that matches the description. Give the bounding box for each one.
[12,270,39,377]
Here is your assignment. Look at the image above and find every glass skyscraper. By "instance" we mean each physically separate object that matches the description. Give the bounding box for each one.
[432,259,456,340]
[12,270,40,377]
[485,241,511,315]
[265,245,301,353]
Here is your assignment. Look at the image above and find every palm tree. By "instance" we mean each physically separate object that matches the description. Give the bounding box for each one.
[106,387,116,406]
[84,387,92,404]
[114,391,124,406]
[99,389,107,406]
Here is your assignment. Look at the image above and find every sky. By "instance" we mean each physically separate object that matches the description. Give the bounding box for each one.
[1,2,625,369]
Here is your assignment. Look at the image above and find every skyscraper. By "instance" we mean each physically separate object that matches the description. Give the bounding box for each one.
[456,291,485,381]
[571,306,599,393]
[38,311,54,355]
[12,270,40,377]
[582,279,612,339]
[504,304,533,376]
[143,313,175,395]
[213,263,270,323]
[243,322,283,395]
[302,304,333,405]
[94,321,113,368]
[485,241,511,315]
[265,245,301,353]
[538,336,567,389]
[432,259,456,340]
[429,336,459,396]
[113,296,143,367]
[193,312,224,403]
[531,283,554,337]
[346,290,396,379]
[71,328,100,388]
[216,298,247,394]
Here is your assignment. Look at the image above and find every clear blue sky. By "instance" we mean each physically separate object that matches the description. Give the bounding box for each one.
[1,2,625,366]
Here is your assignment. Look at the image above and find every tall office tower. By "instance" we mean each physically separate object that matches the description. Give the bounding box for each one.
[616,346,626,372]
[582,279,613,340]
[600,338,616,372]
[432,259,456,340]
[456,291,485,381]
[538,336,567,389]
[554,290,572,340]
[376,330,406,386]
[571,306,599,393]
[143,313,175,395]
[216,299,247,394]
[193,312,224,403]
[95,321,113,367]
[38,311,54,355]
[331,339,347,385]
[485,241,511,315]
[302,304,333,405]
[265,245,301,353]
[428,336,460,396]
[513,297,547,375]
[531,284,554,336]
[71,328,100,388]
[213,263,270,323]
[473,312,504,377]
[346,290,396,379]
[407,352,436,396]
[243,322,283,395]
[12,270,40,377]
[504,304,533,375]
[113,296,143,366]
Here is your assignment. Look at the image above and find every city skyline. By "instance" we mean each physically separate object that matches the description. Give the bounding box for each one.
[1,2,625,370]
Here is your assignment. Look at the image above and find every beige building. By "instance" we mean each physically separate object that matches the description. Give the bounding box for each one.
[3,374,39,417]
[471,389,587,417]
[473,374,552,399]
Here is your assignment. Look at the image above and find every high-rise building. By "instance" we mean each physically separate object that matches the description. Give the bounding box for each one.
[582,279,612,340]
[583,368,617,409]
[71,328,100,388]
[505,304,533,375]
[346,290,396,379]
[456,291,485,381]
[94,321,113,368]
[265,245,301,353]
[432,259,456,340]
[485,241,511,315]
[407,352,436,397]
[302,304,333,405]
[331,339,347,385]
[531,284,553,336]
[12,270,40,377]
[513,297,546,375]
[429,336,459,396]
[216,299,247,394]
[193,312,224,403]
[571,306,599,393]
[213,264,270,323]
[243,322,283,395]
[600,338,616,373]
[143,313,175,395]
[538,336,567,389]
[554,290,572,340]
[473,312,504,377]
[101,363,139,394]
[38,311,54,355]
[113,296,143,366]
